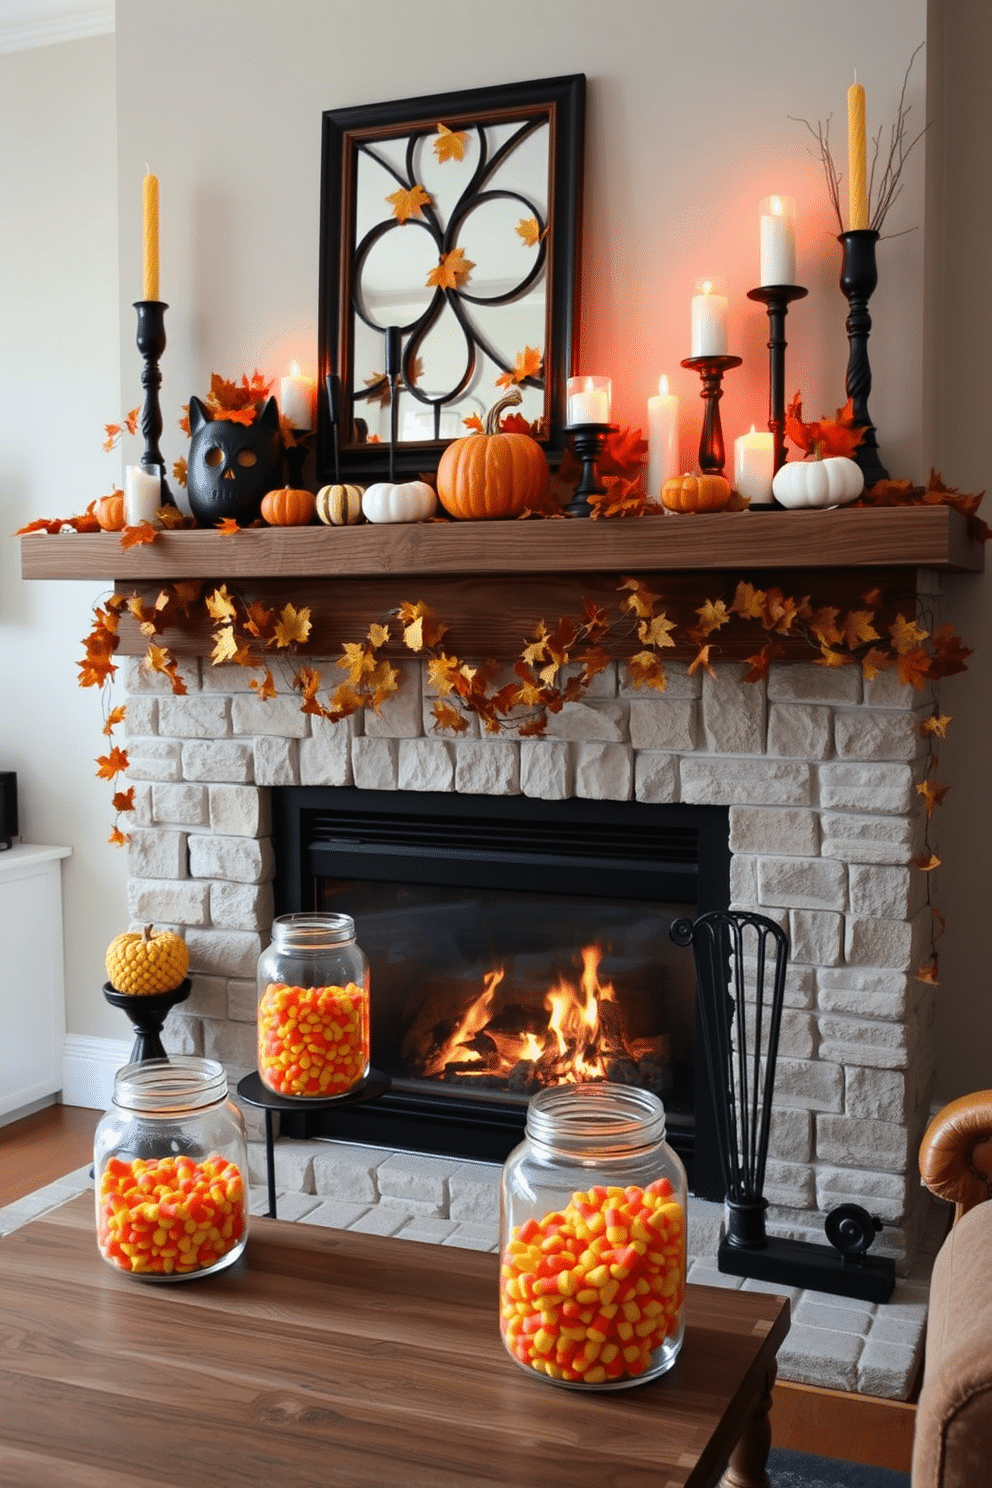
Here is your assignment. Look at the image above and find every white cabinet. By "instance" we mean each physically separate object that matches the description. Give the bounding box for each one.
[0,845,71,1119]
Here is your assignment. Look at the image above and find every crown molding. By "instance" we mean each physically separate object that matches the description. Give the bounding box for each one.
[0,0,114,54]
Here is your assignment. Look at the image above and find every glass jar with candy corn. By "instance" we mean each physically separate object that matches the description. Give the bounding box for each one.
[93,1057,249,1281]
[256,913,370,1100]
[499,1082,687,1389]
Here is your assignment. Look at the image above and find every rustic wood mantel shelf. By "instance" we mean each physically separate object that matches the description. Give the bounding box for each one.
[19,507,983,662]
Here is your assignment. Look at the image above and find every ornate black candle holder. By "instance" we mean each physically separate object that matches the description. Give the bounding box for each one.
[103,978,191,1064]
[838,230,889,489]
[746,285,808,475]
[133,300,176,506]
[562,423,616,518]
[680,355,742,477]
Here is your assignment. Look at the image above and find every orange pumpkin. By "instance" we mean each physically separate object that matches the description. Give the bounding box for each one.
[260,487,316,526]
[437,390,549,520]
[661,473,732,513]
[94,492,126,531]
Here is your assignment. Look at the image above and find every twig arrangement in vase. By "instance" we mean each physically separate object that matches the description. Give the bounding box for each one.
[793,43,929,488]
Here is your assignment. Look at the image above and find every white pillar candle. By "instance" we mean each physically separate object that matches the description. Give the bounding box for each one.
[690,281,729,357]
[567,375,611,425]
[759,196,796,286]
[647,375,679,498]
[733,426,775,506]
[125,464,161,526]
[280,363,316,430]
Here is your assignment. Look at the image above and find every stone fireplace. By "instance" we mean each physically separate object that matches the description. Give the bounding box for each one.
[122,643,936,1267]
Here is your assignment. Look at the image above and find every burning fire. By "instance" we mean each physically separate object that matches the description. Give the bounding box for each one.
[415,945,665,1089]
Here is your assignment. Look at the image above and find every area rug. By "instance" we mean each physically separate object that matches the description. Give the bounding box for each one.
[768,1447,909,1487]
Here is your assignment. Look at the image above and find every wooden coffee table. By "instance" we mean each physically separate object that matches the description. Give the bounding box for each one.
[0,1193,789,1487]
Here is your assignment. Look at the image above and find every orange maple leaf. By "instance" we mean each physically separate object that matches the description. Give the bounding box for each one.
[588,477,646,520]
[842,610,880,649]
[95,746,129,780]
[516,216,547,247]
[102,407,140,452]
[861,646,895,679]
[172,456,188,488]
[810,606,843,649]
[914,852,942,872]
[387,183,431,223]
[496,346,543,388]
[742,643,786,683]
[120,521,159,550]
[896,647,933,689]
[111,788,136,814]
[499,413,534,434]
[785,392,865,458]
[426,247,475,290]
[917,779,951,817]
[431,701,470,733]
[217,517,241,535]
[108,826,131,847]
[251,667,278,701]
[434,123,469,162]
[273,603,312,649]
[618,577,661,620]
[687,645,716,679]
[600,426,648,477]
[922,712,952,738]
[102,705,127,735]
[916,955,940,986]
[462,414,484,433]
[929,624,972,679]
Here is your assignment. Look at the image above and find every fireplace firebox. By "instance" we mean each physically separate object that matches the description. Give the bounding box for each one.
[272,787,729,1199]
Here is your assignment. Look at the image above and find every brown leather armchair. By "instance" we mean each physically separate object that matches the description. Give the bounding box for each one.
[912,1090,992,1487]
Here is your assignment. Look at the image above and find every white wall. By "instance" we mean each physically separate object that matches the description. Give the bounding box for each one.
[9,0,991,1101]
[0,32,128,1043]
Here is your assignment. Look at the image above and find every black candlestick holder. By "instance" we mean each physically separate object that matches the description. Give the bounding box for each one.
[680,355,742,477]
[133,300,176,506]
[103,978,191,1064]
[562,423,616,518]
[324,372,341,483]
[746,285,808,475]
[838,230,889,489]
[284,430,313,488]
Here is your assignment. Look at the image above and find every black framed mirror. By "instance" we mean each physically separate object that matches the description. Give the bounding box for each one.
[317,74,585,487]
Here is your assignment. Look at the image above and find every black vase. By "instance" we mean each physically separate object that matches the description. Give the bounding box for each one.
[838,230,889,489]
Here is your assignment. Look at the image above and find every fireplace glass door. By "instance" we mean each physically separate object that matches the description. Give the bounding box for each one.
[273,788,730,1197]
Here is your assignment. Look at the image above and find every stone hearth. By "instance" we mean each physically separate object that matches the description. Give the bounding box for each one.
[121,644,939,1273]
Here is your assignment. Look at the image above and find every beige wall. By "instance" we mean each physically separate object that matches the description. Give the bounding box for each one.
[7,0,990,1100]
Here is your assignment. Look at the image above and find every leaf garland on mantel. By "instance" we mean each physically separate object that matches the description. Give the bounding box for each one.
[77,571,971,986]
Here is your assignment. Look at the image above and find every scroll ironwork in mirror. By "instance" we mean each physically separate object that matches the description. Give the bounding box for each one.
[318,74,585,487]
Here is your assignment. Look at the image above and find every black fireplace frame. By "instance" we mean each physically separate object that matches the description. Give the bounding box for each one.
[271,786,730,1199]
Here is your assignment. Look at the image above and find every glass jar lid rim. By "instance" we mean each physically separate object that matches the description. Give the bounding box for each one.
[113,1055,228,1113]
[525,1082,667,1150]
[269,911,356,946]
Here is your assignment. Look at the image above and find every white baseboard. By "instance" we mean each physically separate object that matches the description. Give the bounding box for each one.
[62,1034,133,1110]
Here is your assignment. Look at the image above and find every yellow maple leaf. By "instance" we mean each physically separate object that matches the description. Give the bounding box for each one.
[403,614,425,652]
[338,641,377,683]
[496,345,543,388]
[516,216,546,247]
[426,246,475,291]
[917,779,951,817]
[367,659,400,708]
[386,182,432,224]
[861,646,895,679]
[626,652,668,692]
[922,712,952,738]
[842,610,880,650]
[368,623,391,649]
[397,599,446,649]
[206,585,237,621]
[211,626,244,666]
[619,578,661,620]
[638,613,678,649]
[810,606,843,649]
[428,655,470,696]
[694,600,730,637]
[172,455,188,488]
[273,603,312,649]
[434,123,469,162]
[889,614,929,654]
[432,701,470,733]
[914,852,942,871]
[816,646,856,669]
[730,580,767,621]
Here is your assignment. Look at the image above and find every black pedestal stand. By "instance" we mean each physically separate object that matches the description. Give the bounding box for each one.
[562,423,616,517]
[680,355,742,477]
[838,230,889,489]
[746,285,808,477]
[671,911,895,1303]
[102,977,191,1063]
[133,300,176,507]
[238,1069,391,1218]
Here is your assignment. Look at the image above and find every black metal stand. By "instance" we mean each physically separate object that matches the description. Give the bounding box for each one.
[680,355,742,477]
[746,285,808,476]
[838,230,889,489]
[102,978,191,1063]
[385,325,402,481]
[237,1069,391,1219]
[671,911,895,1303]
[133,300,176,506]
[284,429,312,489]
[324,372,341,482]
[562,422,615,517]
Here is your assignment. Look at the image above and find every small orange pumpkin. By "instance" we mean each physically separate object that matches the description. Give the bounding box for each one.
[436,389,550,520]
[94,492,126,531]
[661,473,732,513]
[260,486,316,526]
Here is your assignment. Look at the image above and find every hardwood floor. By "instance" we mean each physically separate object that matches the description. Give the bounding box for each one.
[0,1103,100,1207]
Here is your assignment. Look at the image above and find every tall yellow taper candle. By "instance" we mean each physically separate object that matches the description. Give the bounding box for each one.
[847,81,868,231]
[142,170,159,301]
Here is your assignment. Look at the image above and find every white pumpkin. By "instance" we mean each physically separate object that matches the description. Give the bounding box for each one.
[361,480,437,524]
[772,456,865,509]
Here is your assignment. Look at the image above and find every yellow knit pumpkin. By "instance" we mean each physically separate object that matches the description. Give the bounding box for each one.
[105,924,190,996]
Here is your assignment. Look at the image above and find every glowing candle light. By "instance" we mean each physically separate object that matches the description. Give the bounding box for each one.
[125,464,161,526]
[142,169,159,301]
[690,280,728,357]
[847,79,868,231]
[759,196,796,286]
[280,362,316,430]
[647,376,679,498]
[733,426,775,507]
[567,375,611,425]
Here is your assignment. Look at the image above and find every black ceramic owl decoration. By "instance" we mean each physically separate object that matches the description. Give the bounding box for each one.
[186,395,284,526]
